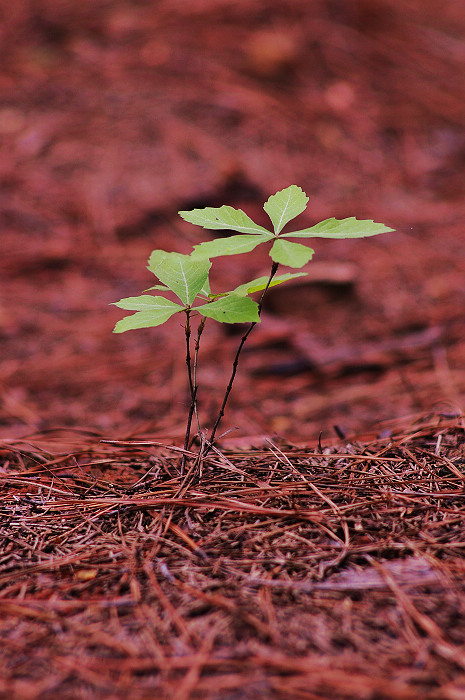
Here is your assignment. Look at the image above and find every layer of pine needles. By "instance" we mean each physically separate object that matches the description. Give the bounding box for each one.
[1,413,465,699]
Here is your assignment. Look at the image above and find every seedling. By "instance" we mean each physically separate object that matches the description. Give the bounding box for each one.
[112,185,392,471]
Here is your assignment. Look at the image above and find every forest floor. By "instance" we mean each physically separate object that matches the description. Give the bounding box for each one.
[1,1,465,697]
[2,415,465,699]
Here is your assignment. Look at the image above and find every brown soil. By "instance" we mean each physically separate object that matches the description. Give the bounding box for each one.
[1,1,465,697]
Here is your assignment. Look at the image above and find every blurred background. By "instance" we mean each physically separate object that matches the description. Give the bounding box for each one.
[1,0,464,445]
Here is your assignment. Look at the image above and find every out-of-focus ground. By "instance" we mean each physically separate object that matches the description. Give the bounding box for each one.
[2,5,465,698]
[1,0,465,445]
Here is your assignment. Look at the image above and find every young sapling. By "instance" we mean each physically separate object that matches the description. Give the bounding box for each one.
[112,185,393,470]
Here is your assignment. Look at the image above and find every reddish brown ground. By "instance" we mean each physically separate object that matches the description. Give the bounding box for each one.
[1,1,465,698]
[2,416,465,699]
[2,0,464,446]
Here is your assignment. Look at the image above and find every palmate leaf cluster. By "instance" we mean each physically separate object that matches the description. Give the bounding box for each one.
[181,185,392,268]
[113,185,393,332]
[113,251,305,332]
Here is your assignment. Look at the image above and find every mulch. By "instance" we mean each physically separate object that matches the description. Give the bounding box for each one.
[1,413,465,699]
[2,0,465,445]
[2,1,465,697]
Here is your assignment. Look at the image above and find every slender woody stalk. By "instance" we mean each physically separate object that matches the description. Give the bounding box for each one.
[181,312,206,474]
[192,316,206,435]
[206,261,279,453]
[181,310,194,474]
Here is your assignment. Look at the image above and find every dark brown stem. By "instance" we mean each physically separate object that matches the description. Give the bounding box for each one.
[206,261,279,453]
[181,310,194,474]
[192,316,206,435]
[181,312,206,474]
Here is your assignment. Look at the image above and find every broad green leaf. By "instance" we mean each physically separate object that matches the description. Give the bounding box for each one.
[199,276,211,297]
[179,205,271,235]
[264,185,309,234]
[144,284,171,292]
[284,217,394,239]
[232,272,307,296]
[270,239,314,268]
[193,233,271,259]
[194,294,260,324]
[113,298,184,333]
[148,251,211,305]
[113,295,184,312]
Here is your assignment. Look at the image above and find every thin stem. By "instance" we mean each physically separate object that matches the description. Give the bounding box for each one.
[181,312,206,474]
[182,310,194,474]
[192,316,206,435]
[206,261,279,452]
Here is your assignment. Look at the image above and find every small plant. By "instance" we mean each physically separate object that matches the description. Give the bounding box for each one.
[112,185,392,470]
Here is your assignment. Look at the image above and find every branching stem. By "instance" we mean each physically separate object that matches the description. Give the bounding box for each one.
[182,311,206,474]
[206,261,279,453]
[182,310,194,474]
[193,316,206,435]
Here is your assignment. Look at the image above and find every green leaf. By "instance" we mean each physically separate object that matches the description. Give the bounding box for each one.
[179,205,271,235]
[193,233,271,259]
[113,297,184,333]
[284,217,394,239]
[270,239,314,268]
[263,185,309,234]
[113,295,183,312]
[194,294,260,324]
[232,272,308,296]
[199,276,211,297]
[148,251,211,305]
[144,284,171,292]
